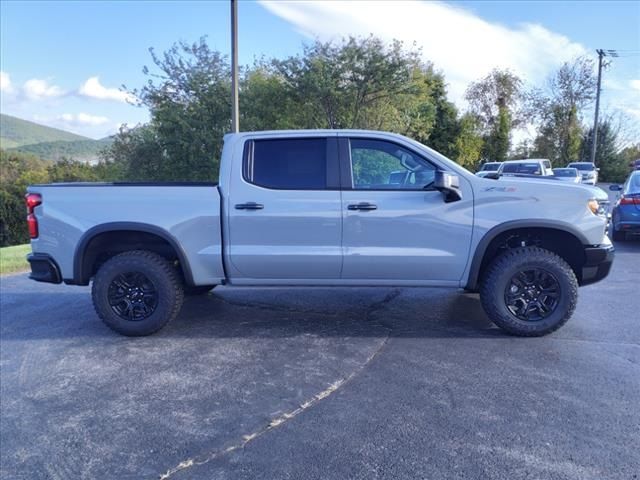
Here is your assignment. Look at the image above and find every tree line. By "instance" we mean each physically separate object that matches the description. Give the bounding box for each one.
[1,36,638,246]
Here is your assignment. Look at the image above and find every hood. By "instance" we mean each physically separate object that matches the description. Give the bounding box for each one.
[490,176,609,200]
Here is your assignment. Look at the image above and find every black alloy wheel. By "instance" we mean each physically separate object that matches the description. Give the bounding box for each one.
[108,272,158,321]
[504,268,560,322]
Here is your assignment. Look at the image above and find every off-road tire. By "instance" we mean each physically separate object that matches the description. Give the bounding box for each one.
[480,246,578,337]
[92,250,184,336]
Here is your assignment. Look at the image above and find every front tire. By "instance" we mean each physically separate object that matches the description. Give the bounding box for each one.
[480,247,578,336]
[92,250,184,336]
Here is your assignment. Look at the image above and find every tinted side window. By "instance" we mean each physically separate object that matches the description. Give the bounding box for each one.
[349,139,436,190]
[248,138,327,189]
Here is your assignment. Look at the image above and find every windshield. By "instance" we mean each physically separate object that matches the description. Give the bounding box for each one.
[502,163,541,175]
[481,163,500,171]
[568,163,595,171]
[554,168,577,177]
[625,172,640,195]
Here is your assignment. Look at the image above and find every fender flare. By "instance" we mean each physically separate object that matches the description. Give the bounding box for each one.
[72,222,195,286]
[465,219,590,291]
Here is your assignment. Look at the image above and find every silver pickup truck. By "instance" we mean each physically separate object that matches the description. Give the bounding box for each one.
[26,130,614,337]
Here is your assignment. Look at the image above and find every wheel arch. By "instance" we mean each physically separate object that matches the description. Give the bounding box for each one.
[72,222,195,286]
[466,220,590,291]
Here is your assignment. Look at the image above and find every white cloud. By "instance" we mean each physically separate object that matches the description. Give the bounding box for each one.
[0,71,14,93]
[630,79,640,91]
[22,78,65,100]
[78,76,135,103]
[259,0,587,106]
[34,112,110,128]
[64,112,110,126]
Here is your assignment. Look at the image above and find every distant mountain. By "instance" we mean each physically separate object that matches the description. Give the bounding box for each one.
[0,114,112,163]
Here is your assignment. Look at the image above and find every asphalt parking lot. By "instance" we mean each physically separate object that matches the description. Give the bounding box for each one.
[1,192,639,480]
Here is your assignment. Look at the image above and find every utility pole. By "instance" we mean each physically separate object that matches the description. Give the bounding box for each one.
[590,49,617,164]
[590,49,604,165]
[230,0,239,133]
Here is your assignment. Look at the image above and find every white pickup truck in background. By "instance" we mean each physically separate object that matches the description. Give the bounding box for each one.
[26,130,614,337]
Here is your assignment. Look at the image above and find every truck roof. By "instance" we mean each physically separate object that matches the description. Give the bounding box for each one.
[224,129,411,139]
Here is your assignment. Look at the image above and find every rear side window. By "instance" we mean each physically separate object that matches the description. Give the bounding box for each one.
[246,138,328,189]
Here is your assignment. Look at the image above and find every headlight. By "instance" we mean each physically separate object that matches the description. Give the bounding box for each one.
[588,199,608,216]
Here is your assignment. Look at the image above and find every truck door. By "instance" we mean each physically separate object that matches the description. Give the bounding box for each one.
[340,137,474,283]
[227,136,343,281]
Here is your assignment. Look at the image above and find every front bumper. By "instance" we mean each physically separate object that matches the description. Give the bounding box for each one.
[27,253,62,284]
[581,244,615,286]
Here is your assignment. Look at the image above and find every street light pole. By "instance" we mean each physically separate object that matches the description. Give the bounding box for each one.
[230,0,239,133]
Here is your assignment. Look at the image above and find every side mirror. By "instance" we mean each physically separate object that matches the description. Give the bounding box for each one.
[609,184,622,191]
[434,171,462,203]
[597,168,601,172]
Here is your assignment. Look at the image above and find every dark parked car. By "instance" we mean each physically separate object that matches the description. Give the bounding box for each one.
[610,170,640,241]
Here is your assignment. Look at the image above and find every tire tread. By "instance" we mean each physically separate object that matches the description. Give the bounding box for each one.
[480,246,578,337]
[91,250,184,336]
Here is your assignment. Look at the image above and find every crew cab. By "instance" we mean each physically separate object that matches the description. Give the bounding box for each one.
[26,130,614,337]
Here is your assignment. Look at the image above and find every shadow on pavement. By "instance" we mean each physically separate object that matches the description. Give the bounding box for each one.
[1,286,504,341]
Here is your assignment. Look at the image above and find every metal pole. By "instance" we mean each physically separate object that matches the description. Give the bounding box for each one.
[590,49,604,164]
[230,0,239,133]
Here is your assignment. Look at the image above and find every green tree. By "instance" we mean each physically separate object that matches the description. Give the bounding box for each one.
[619,143,640,171]
[531,57,595,164]
[465,69,527,161]
[102,125,169,181]
[0,150,50,246]
[453,114,484,170]
[274,36,422,130]
[482,106,511,161]
[580,120,627,182]
[240,62,300,131]
[105,36,466,179]
[47,158,100,182]
[123,38,232,180]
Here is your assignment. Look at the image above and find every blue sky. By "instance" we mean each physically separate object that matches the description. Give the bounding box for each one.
[1,0,639,142]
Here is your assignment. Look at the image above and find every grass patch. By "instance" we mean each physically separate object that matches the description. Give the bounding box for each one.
[0,244,31,275]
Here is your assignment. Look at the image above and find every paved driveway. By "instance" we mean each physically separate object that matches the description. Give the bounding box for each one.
[1,214,639,479]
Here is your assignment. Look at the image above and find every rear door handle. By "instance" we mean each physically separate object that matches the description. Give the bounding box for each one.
[347,202,377,211]
[235,202,264,210]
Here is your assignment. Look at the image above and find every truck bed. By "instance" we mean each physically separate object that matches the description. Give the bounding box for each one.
[27,183,225,286]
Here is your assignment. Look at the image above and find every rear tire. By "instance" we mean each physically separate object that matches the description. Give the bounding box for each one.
[92,250,184,336]
[480,247,578,337]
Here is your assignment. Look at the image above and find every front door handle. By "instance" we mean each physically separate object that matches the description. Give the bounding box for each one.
[235,202,264,210]
[347,202,377,211]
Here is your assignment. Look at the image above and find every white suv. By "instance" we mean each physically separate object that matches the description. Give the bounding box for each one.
[567,162,599,185]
